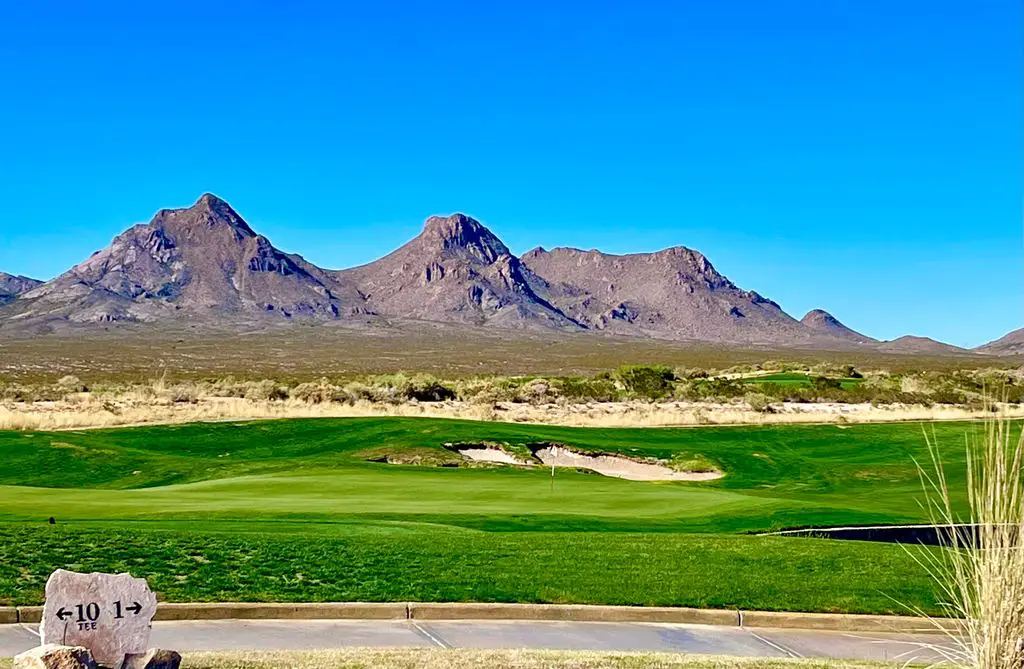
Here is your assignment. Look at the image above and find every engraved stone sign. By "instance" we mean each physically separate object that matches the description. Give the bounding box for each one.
[40,570,158,668]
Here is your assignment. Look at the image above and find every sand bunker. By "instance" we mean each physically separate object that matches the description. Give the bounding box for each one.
[458,448,530,466]
[534,445,723,482]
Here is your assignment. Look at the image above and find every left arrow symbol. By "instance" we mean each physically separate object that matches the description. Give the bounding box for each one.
[56,608,72,621]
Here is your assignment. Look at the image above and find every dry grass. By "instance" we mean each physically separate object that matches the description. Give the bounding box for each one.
[911,413,1024,668]
[0,394,1021,431]
[167,649,887,669]
[0,325,1000,384]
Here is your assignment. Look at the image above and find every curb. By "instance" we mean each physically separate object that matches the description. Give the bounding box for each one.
[738,610,959,634]
[9,602,956,634]
[408,603,740,626]
[17,607,41,624]
[155,602,406,621]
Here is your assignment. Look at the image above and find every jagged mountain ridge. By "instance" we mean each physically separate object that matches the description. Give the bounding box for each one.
[7,194,367,324]
[519,246,816,343]
[0,194,973,351]
[336,214,576,328]
[0,273,42,306]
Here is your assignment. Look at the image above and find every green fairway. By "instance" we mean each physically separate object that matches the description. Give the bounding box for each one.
[0,417,999,613]
[740,372,864,390]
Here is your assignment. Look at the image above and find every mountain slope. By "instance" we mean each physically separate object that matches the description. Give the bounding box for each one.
[0,273,42,306]
[336,214,578,328]
[876,335,971,355]
[519,246,824,345]
[976,328,1024,355]
[800,309,876,344]
[0,196,960,353]
[6,194,367,325]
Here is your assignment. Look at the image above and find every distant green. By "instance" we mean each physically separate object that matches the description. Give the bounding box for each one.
[741,372,864,390]
[0,417,999,613]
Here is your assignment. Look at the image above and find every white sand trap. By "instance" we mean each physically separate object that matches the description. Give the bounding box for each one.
[458,448,530,466]
[535,446,723,482]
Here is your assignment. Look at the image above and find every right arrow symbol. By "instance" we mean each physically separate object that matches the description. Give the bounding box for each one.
[127,602,142,615]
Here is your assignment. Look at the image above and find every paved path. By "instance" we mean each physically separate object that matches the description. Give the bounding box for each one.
[0,619,952,663]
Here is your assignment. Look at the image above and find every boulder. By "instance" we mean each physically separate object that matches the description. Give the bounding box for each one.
[40,570,157,668]
[14,644,97,669]
[120,649,182,669]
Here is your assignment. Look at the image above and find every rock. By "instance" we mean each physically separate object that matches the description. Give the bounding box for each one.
[40,570,158,668]
[120,649,181,669]
[14,644,97,669]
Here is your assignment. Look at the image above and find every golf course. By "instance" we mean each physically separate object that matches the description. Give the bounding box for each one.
[0,417,995,614]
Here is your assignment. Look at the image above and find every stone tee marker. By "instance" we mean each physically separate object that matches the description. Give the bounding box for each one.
[40,570,158,668]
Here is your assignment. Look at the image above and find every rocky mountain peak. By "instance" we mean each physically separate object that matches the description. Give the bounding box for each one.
[421,213,510,262]
[151,192,256,240]
[801,309,841,327]
[800,309,876,343]
[0,272,43,305]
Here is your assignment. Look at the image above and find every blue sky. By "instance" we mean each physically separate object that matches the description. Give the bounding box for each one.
[0,1,1019,347]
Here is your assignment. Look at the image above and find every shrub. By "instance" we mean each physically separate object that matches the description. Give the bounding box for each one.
[743,392,772,413]
[56,375,88,393]
[168,384,200,404]
[244,380,288,401]
[517,378,560,405]
[292,378,343,404]
[615,365,676,400]
[407,374,456,402]
[559,376,620,402]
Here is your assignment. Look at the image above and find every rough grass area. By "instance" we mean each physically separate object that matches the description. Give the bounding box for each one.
[0,650,894,669]
[0,524,939,613]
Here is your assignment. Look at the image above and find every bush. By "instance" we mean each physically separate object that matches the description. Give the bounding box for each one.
[560,376,620,402]
[168,384,200,404]
[743,392,773,413]
[517,378,560,405]
[407,374,456,402]
[244,380,288,402]
[56,375,88,393]
[615,365,676,399]
[292,378,343,404]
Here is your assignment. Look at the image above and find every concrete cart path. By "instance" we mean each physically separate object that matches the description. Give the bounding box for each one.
[0,619,954,663]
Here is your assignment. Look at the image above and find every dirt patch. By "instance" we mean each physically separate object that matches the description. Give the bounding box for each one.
[533,445,723,482]
[457,448,531,466]
[358,446,462,467]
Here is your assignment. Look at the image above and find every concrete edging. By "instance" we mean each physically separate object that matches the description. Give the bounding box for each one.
[408,603,740,626]
[155,602,407,621]
[9,602,957,634]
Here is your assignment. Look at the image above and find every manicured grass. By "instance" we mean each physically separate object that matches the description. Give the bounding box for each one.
[0,523,938,613]
[741,373,864,390]
[0,417,1005,613]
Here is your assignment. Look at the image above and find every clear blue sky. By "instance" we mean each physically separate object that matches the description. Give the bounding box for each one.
[0,1,1019,347]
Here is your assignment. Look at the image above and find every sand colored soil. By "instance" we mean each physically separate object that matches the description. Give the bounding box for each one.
[2,395,1021,432]
[535,445,723,482]
[458,448,529,465]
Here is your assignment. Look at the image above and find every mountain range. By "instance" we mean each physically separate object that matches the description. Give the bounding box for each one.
[0,194,1014,354]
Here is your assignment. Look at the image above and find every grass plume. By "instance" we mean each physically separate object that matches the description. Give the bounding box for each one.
[912,412,1024,668]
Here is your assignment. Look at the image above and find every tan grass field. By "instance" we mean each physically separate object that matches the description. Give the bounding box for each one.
[0,326,1002,384]
[1,393,1021,431]
[0,649,897,669]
